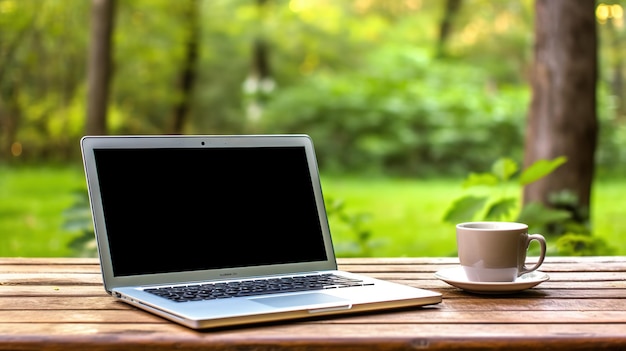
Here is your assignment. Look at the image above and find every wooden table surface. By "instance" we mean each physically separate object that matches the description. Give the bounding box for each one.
[1,256,625,351]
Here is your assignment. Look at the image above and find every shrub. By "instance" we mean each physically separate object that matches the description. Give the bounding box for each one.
[261,45,527,176]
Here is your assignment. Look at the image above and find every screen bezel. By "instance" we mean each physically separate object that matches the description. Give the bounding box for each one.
[80,135,337,292]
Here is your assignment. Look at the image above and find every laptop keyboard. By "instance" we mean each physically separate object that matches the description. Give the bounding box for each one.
[144,273,372,303]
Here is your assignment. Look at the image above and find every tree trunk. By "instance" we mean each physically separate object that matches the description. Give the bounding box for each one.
[0,7,39,159]
[250,0,271,81]
[436,0,463,58]
[170,0,200,135]
[86,0,116,136]
[523,0,598,218]
[0,83,21,159]
[244,0,274,128]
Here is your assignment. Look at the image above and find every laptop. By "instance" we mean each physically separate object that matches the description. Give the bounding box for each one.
[80,134,441,329]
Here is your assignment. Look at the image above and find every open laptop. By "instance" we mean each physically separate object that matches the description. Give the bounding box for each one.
[80,134,441,329]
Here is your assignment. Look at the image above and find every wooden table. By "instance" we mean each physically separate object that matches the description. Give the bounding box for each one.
[1,256,625,351]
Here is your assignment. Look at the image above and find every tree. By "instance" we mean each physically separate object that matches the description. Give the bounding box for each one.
[86,0,116,136]
[0,3,39,159]
[523,0,598,224]
[169,0,201,135]
[243,0,274,130]
[436,0,463,58]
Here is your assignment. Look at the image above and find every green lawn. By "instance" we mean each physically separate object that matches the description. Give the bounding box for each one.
[322,176,461,257]
[0,165,624,257]
[323,176,626,257]
[0,165,87,257]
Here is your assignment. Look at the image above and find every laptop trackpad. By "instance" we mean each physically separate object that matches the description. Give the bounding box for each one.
[252,293,349,309]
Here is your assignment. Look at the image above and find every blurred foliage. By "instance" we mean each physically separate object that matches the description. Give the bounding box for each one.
[443,156,617,255]
[443,156,568,225]
[2,0,625,258]
[1,0,623,176]
[556,233,616,256]
[62,190,97,257]
[261,46,527,175]
[325,197,385,257]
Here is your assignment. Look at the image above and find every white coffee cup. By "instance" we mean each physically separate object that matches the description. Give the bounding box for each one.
[456,222,547,282]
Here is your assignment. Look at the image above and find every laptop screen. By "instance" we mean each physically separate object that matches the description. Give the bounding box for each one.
[93,146,328,277]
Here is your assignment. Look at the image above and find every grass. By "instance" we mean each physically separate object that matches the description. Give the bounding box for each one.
[0,165,625,257]
[324,176,626,257]
[323,176,461,257]
[0,165,87,257]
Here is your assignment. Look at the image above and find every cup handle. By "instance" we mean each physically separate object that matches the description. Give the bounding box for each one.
[518,234,546,276]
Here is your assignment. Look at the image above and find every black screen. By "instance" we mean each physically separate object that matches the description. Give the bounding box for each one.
[93,146,328,277]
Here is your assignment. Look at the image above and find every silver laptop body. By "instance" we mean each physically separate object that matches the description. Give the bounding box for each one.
[81,134,441,329]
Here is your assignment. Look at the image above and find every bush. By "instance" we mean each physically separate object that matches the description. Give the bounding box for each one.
[443,157,617,256]
[261,45,528,176]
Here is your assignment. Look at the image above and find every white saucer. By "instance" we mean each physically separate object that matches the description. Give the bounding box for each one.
[434,266,550,294]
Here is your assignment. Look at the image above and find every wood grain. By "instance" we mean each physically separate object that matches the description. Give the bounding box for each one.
[0,256,625,351]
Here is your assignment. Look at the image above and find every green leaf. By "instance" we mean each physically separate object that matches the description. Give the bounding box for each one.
[516,202,571,225]
[519,156,567,185]
[484,198,517,221]
[491,158,518,182]
[443,195,488,224]
[556,234,616,256]
[462,172,499,188]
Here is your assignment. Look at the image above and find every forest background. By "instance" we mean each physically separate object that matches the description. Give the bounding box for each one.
[1,0,625,257]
